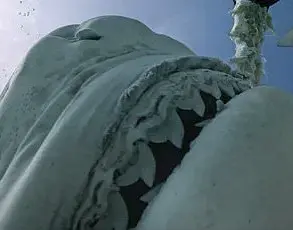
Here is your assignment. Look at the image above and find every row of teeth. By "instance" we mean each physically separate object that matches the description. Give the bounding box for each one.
[74,72,252,230]
[71,58,251,229]
[104,69,250,166]
[96,70,252,209]
[115,78,250,190]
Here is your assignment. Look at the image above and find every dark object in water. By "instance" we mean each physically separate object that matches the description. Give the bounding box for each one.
[233,0,280,9]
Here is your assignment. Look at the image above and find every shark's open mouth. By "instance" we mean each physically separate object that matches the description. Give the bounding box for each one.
[120,88,243,229]
[70,56,252,230]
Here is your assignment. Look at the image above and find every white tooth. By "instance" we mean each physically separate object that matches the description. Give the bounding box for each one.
[195,119,212,127]
[237,82,251,91]
[218,81,235,97]
[199,83,213,95]
[149,109,184,148]
[232,81,241,92]
[158,96,172,121]
[139,115,166,143]
[138,142,156,187]
[147,125,168,143]
[126,129,146,152]
[185,78,194,93]
[200,81,224,99]
[194,72,206,84]
[216,100,225,112]
[211,81,222,99]
[140,183,163,203]
[166,110,184,148]
[175,89,205,117]
[108,191,128,230]
[126,128,145,147]
[191,89,206,117]
[175,97,195,110]
[133,93,162,118]
[116,163,140,186]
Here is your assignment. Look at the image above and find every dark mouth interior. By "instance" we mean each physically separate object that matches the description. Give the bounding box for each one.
[119,90,234,229]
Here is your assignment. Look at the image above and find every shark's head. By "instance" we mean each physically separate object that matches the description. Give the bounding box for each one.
[1,15,292,230]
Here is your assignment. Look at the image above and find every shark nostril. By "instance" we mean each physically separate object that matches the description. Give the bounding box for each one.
[75,28,102,41]
[48,24,79,40]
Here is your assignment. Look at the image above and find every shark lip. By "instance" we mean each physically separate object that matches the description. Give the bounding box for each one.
[119,81,245,229]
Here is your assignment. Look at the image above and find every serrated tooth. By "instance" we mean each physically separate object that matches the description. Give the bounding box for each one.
[232,81,241,92]
[210,81,222,99]
[126,129,146,152]
[138,142,156,187]
[195,119,212,127]
[199,83,213,95]
[175,97,195,110]
[185,78,195,93]
[218,81,235,97]
[213,82,222,99]
[191,89,206,116]
[166,110,184,148]
[216,100,225,112]
[140,183,163,203]
[148,109,184,148]
[133,94,162,118]
[237,82,251,91]
[116,163,140,186]
[158,96,172,121]
[147,125,168,143]
[108,191,128,230]
[126,128,143,145]
[175,89,205,117]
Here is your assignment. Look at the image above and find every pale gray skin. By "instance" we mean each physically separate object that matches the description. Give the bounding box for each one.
[0,16,291,230]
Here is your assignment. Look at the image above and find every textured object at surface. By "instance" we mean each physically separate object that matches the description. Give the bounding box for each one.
[233,0,280,8]
[230,0,274,85]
